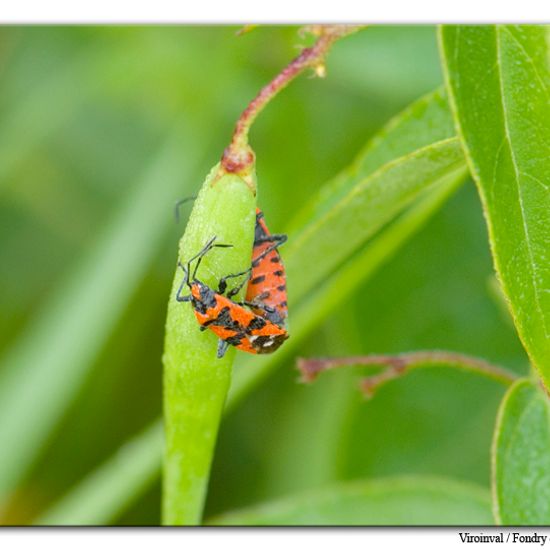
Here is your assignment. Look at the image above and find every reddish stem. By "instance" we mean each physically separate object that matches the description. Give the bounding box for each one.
[221,25,361,176]
[297,350,519,397]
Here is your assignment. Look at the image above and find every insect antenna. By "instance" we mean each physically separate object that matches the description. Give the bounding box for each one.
[185,237,233,281]
[174,195,197,224]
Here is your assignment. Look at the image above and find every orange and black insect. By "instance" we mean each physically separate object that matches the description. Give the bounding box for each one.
[175,201,288,326]
[218,208,288,327]
[248,208,288,325]
[176,236,288,358]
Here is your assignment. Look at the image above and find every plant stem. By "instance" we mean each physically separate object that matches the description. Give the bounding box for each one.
[221,25,361,175]
[162,166,256,525]
[298,351,519,397]
[163,26,359,525]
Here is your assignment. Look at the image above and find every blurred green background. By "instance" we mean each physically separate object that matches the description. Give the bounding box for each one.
[0,26,528,525]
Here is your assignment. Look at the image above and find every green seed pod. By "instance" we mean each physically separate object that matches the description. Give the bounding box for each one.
[163,162,256,525]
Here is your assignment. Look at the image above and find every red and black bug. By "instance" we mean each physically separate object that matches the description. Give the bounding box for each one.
[176,236,289,358]
[217,208,288,327]
[248,208,288,325]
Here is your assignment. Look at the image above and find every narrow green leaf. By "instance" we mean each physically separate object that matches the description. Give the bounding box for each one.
[208,475,492,525]
[0,127,203,504]
[162,165,256,525]
[36,420,163,526]
[492,378,550,525]
[440,25,550,385]
[285,137,465,304]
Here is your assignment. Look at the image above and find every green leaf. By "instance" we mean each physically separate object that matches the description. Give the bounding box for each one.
[162,164,256,525]
[492,378,550,525]
[285,137,465,304]
[208,475,492,525]
[0,127,204,505]
[440,25,550,385]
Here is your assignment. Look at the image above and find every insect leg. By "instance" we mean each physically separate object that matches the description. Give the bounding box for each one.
[217,339,230,359]
[188,237,233,281]
[175,261,192,302]
[254,233,288,246]
[226,272,253,299]
[176,237,232,299]
[251,234,288,267]
[217,267,252,297]
[235,299,274,313]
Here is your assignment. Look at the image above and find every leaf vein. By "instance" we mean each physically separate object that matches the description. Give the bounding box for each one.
[495,27,549,338]
[520,171,550,193]
[501,26,550,100]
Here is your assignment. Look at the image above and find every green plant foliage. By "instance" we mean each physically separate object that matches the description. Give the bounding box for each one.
[440,25,550,385]
[0,25,540,527]
[0,129,202,504]
[0,51,100,194]
[36,88,467,526]
[230,168,467,407]
[209,475,493,525]
[492,379,550,525]
[162,164,256,525]
[285,138,465,303]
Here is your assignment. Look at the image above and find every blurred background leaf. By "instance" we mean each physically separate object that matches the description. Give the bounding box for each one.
[0,26,530,525]
[36,420,163,526]
[209,475,493,525]
[288,86,454,231]
[0,127,205,505]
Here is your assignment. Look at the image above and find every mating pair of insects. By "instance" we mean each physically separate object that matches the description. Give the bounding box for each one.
[176,209,289,358]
